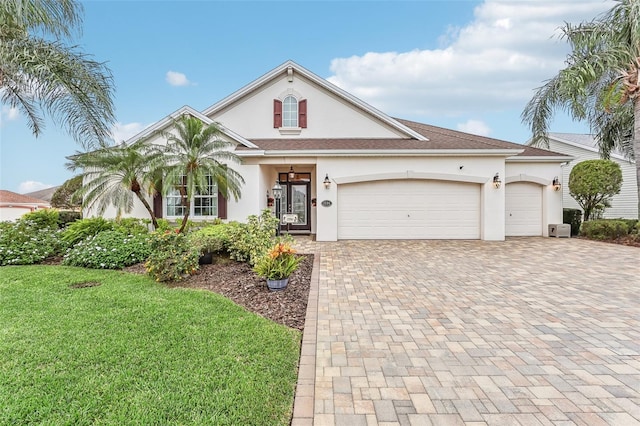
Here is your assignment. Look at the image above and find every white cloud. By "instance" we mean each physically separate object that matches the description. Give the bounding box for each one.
[165,70,192,87]
[327,0,613,118]
[457,119,491,136]
[110,122,150,144]
[18,181,53,193]
[0,106,19,125]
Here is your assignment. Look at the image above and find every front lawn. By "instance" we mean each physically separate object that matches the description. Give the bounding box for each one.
[0,266,301,425]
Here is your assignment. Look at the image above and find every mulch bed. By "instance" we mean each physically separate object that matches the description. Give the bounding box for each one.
[577,235,640,248]
[125,254,313,331]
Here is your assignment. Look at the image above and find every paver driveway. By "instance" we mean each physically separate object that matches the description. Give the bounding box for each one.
[292,238,640,426]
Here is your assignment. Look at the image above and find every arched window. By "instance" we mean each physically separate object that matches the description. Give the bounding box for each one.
[283,95,298,127]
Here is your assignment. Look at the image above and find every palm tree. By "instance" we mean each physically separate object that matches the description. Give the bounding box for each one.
[159,116,244,233]
[0,0,115,148]
[522,0,640,219]
[67,140,163,229]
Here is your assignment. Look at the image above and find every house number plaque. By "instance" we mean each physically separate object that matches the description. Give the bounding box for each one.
[321,200,332,207]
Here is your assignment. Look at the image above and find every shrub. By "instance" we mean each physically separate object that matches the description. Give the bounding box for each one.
[0,220,65,266]
[145,230,200,282]
[562,208,583,236]
[61,217,113,246]
[226,210,280,265]
[20,209,60,229]
[580,219,629,240]
[57,210,82,227]
[568,159,622,221]
[618,219,638,233]
[113,218,151,235]
[188,225,229,255]
[63,230,151,269]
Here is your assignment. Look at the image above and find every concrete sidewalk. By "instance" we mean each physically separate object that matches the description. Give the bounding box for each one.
[292,238,640,426]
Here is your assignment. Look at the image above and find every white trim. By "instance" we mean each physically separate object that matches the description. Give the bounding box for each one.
[506,155,573,163]
[122,105,258,149]
[505,174,551,186]
[549,134,636,163]
[236,148,524,157]
[333,171,489,185]
[202,60,429,141]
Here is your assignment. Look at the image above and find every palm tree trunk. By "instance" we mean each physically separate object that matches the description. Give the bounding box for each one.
[635,98,640,219]
[133,190,159,230]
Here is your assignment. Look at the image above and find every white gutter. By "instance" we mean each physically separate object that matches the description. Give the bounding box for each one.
[236,148,524,157]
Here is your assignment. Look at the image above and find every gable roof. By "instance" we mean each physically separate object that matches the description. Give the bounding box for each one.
[23,186,59,203]
[122,105,258,149]
[202,60,428,142]
[549,132,636,163]
[0,190,50,206]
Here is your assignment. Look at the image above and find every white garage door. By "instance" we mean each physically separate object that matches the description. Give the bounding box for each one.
[337,180,480,239]
[505,182,542,236]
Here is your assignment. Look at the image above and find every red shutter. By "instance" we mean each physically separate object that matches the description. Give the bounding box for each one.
[273,99,282,128]
[217,190,227,219]
[299,99,307,128]
[153,193,163,218]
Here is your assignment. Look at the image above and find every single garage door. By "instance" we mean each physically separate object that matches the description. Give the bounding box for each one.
[337,180,480,239]
[505,182,542,236]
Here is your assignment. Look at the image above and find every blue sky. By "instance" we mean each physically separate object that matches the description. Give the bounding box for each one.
[0,0,611,193]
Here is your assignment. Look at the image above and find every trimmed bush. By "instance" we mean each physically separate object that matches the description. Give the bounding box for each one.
[188,224,229,255]
[61,217,114,246]
[580,219,629,240]
[0,220,65,266]
[21,209,60,229]
[63,230,151,269]
[145,230,200,282]
[562,208,583,236]
[226,210,280,265]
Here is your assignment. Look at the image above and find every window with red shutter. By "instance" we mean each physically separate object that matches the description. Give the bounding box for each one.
[299,99,307,128]
[273,99,282,128]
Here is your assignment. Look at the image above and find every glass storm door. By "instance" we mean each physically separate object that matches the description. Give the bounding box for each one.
[278,172,311,232]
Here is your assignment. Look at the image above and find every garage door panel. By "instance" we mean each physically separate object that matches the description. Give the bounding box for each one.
[337,180,480,239]
[505,182,542,236]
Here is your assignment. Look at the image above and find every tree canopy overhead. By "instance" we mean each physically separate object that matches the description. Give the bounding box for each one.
[522,0,640,218]
[0,0,115,148]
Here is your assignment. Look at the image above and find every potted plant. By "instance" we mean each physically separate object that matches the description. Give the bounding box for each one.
[253,241,302,291]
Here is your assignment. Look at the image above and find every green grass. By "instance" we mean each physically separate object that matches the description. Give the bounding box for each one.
[0,266,301,425]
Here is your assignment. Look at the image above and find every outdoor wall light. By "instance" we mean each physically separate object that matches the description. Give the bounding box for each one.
[272,180,282,199]
[323,174,331,189]
[492,173,501,189]
[288,166,295,180]
[552,176,561,191]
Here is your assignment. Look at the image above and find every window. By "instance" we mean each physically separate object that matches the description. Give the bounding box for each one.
[166,175,218,218]
[283,95,298,127]
[274,98,307,129]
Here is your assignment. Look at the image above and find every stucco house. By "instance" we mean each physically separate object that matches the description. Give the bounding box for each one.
[0,190,51,222]
[545,133,638,219]
[90,60,571,240]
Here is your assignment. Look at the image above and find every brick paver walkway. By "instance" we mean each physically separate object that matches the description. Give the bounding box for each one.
[292,238,640,425]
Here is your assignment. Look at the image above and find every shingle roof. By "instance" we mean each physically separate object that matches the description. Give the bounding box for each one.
[0,190,50,206]
[236,118,568,157]
[23,186,59,203]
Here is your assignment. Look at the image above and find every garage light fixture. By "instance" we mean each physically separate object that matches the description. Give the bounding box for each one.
[323,174,331,189]
[552,176,561,191]
[492,173,501,189]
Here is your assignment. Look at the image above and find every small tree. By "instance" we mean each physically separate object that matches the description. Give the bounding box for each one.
[569,159,623,221]
[51,175,82,210]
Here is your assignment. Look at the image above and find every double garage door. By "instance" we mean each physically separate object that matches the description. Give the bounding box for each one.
[337,180,480,239]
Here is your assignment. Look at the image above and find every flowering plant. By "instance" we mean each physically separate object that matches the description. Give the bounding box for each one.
[253,242,301,281]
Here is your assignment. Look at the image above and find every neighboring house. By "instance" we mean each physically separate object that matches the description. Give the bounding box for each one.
[0,190,51,222]
[88,60,571,240]
[24,186,59,204]
[547,133,638,219]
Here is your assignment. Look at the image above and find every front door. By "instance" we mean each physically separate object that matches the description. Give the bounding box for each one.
[278,172,311,232]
